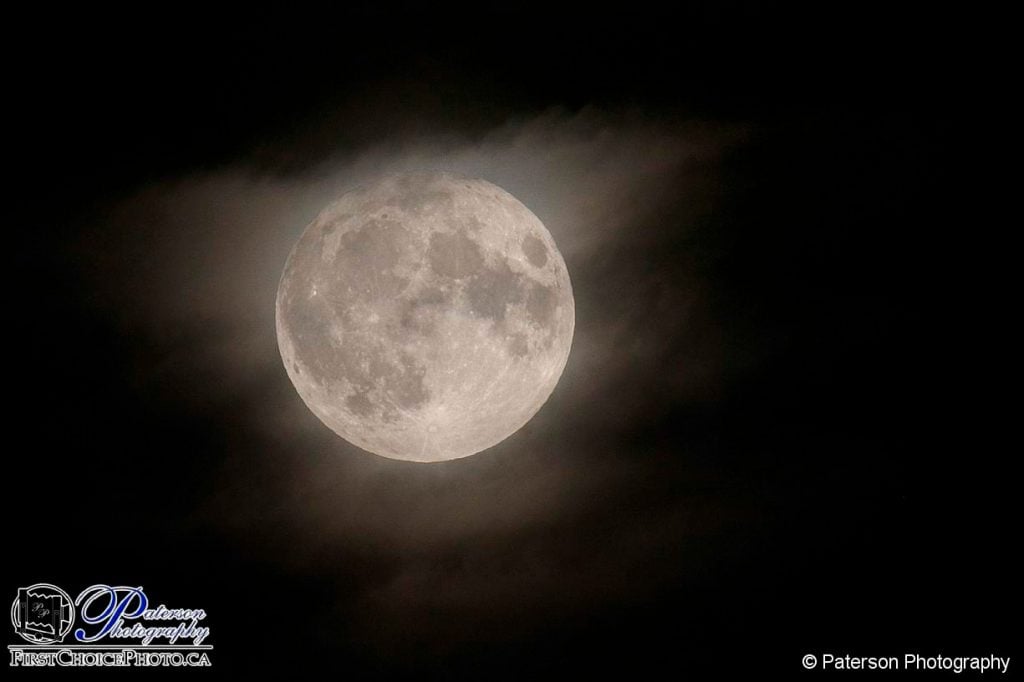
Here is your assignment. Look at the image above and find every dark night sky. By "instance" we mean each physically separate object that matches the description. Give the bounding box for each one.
[6,5,1014,679]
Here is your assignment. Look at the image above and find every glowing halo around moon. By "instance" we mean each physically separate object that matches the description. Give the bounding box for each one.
[275,172,575,462]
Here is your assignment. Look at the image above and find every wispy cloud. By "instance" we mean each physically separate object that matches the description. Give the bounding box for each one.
[75,106,748,653]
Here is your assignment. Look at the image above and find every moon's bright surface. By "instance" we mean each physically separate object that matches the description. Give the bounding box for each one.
[276,172,574,462]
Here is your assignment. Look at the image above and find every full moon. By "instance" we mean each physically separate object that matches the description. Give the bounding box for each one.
[276,172,575,462]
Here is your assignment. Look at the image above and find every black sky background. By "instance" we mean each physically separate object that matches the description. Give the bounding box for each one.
[6,5,1014,680]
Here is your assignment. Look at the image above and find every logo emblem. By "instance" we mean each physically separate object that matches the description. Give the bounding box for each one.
[10,584,75,644]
